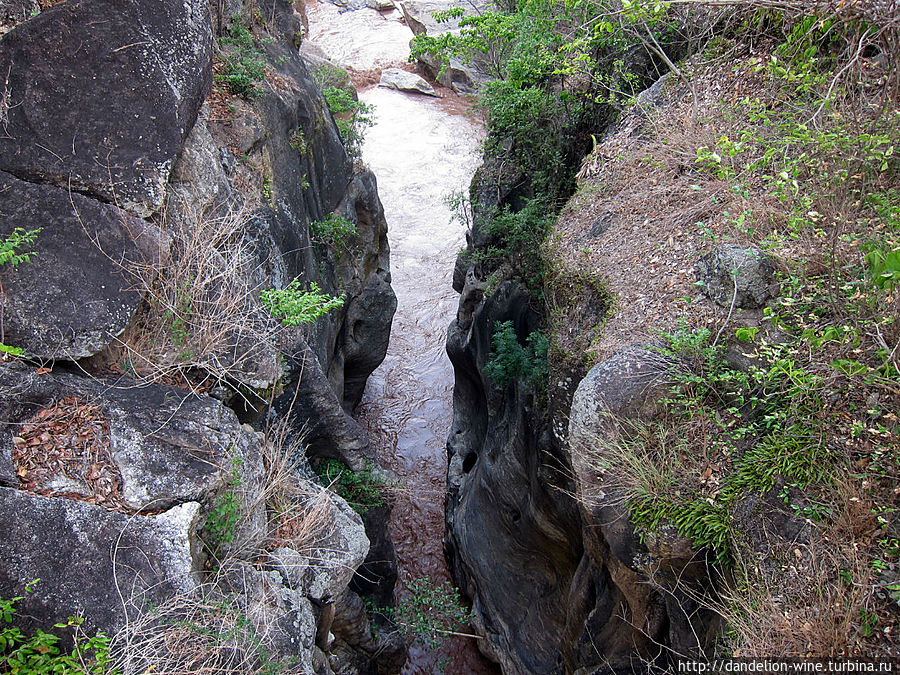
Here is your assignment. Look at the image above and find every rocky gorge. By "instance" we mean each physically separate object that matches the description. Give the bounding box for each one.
[2,0,900,673]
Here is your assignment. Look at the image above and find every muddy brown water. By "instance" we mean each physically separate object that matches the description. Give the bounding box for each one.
[306,2,500,673]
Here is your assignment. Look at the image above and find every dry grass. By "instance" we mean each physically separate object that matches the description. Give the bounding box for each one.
[109,584,289,675]
[0,66,13,139]
[112,203,281,397]
[574,415,693,508]
[107,426,352,674]
[259,422,339,558]
[715,542,884,657]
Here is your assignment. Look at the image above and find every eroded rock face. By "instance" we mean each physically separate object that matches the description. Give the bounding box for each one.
[445,281,582,674]
[565,348,717,671]
[0,359,382,670]
[0,2,398,671]
[0,171,150,360]
[0,0,212,216]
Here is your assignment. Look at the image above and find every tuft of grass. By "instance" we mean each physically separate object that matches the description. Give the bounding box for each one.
[118,204,274,390]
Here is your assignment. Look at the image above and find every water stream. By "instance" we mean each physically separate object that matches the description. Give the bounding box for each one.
[306,3,498,672]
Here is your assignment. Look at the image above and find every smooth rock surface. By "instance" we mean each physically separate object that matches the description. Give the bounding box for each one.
[0,0,211,216]
[0,171,149,360]
[445,281,582,674]
[378,68,438,96]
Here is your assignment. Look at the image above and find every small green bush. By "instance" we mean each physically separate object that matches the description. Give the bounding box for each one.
[205,458,244,549]
[466,199,552,295]
[320,86,372,160]
[309,213,357,249]
[484,320,548,391]
[216,18,266,100]
[1,582,113,675]
[261,280,345,327]
[0,227,40,357]
[389,577,471,650]
[289,128,307,154]
[0,228,40,267]
[314,459,384,515]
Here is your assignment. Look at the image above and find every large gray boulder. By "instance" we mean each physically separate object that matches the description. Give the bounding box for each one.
[0,487,200,643]
[696,244,779,310]
[0,0,212,216]
[0,170,151,360]
[398,0,492,93]
[565,347,716,669]
[0,361,260,514]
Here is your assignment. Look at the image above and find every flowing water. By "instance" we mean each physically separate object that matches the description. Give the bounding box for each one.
[306,3,499,673]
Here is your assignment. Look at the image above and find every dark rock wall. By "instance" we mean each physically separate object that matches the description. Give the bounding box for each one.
[0,0,399,671]
[446,266,716,675]
[445,281,583,674]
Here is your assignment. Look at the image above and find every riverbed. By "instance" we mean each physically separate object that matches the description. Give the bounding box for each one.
[305,2,497,672]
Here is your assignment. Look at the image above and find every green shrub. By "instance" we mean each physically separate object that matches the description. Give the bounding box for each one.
[310,62,352,91]
[467,199,552,295]
[1,582,113,675]
[388,577,471,650]
[314,459,385,515]
[0,227,40,357]
[216,18,266,99]
[309,213,357,249]
[0,228,40,267]
[320,86,372,160]
[484,320,548,391]
[261,280,345,327]
[205,458,244,549]
[289,128,307,154]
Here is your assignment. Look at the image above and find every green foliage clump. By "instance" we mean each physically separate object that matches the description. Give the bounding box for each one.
[216,18,267,99]
[320,86,373,161]
[261,280,345,327]
[314,459,385,515]
[309,213,357,250]
[484,320,548,391]
[289,128,307,155]
[465,199,552,295]
[0,228,40,267]
[615,320,835,564]
[1,582,113,675]
[388,577,471,650]
[205,458,244,548]
[629,494,732,564]
[310,62,352,91]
